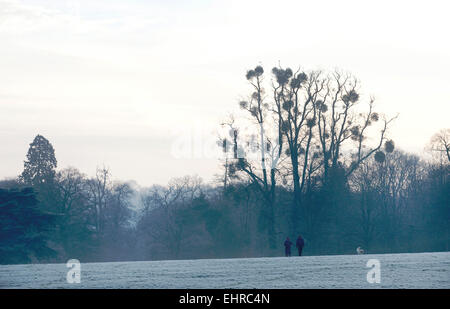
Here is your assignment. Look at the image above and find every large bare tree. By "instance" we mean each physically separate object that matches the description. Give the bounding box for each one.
[221,65,285,249]
[223,65,396,238]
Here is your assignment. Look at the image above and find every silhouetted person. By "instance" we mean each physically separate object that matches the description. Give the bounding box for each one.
[284,237,293,257]
[296,235,305,256]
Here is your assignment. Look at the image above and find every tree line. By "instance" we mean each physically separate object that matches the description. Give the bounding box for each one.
[1,65,449,264]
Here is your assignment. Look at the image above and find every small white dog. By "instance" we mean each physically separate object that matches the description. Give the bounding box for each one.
[356,246,365,255]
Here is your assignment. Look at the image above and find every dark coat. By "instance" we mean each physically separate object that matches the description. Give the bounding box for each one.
[284,240,293,248]
[296,237,304,248]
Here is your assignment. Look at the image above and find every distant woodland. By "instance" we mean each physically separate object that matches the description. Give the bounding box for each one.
[1,66,449,264]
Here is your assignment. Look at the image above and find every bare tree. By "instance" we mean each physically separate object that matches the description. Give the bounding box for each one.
[55,167,86,215]
[271,67,322,232]
[270,67,395,234]
[86,166,111,236]
[315,71,396,179]
[428,129,450,163]
[139,176,203,258]
[105,182,134,233]
[223,65,285,249]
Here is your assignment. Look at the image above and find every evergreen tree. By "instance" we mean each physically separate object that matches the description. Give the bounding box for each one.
[20,135,57,186]
[0,187,57,264]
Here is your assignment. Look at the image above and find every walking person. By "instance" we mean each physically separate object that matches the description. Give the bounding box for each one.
[284,237,293,257]
[296,235,305,256]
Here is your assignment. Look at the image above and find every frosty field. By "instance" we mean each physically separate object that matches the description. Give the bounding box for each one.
[1,252,449,289]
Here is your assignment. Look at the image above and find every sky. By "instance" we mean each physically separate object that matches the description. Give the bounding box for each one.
[1,0,449,186]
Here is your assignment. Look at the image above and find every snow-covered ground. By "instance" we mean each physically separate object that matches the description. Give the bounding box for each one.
[1,252,449,289]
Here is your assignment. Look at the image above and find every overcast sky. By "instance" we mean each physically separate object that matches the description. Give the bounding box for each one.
[1,0,449,186]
